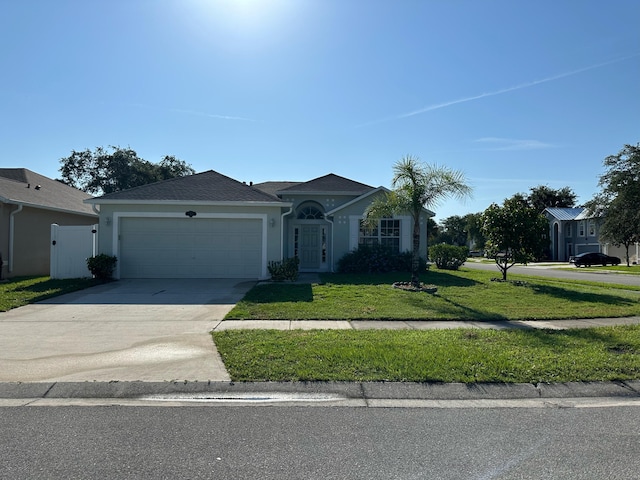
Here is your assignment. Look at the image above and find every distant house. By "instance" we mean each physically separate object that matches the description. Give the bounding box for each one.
[0,169,97,278]
[86,170,434,279]
[544,207,638,263]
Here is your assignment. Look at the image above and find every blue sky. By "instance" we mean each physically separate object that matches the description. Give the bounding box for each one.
[2,0,638,221]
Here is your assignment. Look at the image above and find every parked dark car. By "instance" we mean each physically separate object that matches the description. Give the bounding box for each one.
[570,252,621,267]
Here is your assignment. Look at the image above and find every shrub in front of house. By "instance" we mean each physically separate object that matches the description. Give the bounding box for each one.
[337,245,426,274]
[428,243,469,270]
[268,257,300,281]
[86,254,117,281]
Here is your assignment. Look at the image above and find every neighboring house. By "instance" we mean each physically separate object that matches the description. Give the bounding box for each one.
[0,168,98,278]
[544,207,638,263]
[86,170,434,279]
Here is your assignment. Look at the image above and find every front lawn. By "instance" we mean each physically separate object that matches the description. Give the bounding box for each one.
[0,276,100,311]
[225,269,640,321]
[213,325,640,382]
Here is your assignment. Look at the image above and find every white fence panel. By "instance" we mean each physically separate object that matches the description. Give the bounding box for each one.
[50,224,97,279]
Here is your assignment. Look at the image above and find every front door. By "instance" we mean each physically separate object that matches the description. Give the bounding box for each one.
[300,225,321,270]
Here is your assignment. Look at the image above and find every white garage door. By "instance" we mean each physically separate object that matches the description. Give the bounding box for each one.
[119,217,263,278]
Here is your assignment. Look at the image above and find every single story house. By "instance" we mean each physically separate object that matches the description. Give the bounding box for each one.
[544,207,638,263]
[0,168,98,278]
[86,170,434,279]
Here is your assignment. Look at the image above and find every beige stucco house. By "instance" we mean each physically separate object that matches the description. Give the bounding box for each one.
[0,168,98,278]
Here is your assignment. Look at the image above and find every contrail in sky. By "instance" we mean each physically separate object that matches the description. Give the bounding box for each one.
[359,53,640,127]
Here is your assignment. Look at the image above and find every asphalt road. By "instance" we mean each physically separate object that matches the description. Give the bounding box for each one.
[2,404,640,479]
[464,261,640,287]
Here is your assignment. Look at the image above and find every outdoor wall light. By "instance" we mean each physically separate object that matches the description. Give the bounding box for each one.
[105,217,112,226]
[270,218,276,227]
[185,210,197,218]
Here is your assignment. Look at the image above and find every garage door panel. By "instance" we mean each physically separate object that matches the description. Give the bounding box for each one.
[119,217,263,278]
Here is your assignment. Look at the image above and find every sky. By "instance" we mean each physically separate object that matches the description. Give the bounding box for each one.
[1,0,639,222]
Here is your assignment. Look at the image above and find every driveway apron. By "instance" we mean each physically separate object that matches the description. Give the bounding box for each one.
[0,279,254,382]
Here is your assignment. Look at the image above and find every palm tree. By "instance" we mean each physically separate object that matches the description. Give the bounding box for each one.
[365,155,472,287]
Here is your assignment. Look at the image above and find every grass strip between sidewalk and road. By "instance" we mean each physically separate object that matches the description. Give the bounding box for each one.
[225,269,640,321]
[212,326,640,383]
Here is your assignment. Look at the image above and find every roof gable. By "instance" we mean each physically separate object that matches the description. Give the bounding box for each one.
[89,170,284,203]
[0,168,96,216]
[277,174,374,195]
[544,207,585,221]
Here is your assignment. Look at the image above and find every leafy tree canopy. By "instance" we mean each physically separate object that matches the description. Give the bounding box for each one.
[482,194,548,280]
[59,146,195,195]
[585,143,640,266]
[526,185,577,212]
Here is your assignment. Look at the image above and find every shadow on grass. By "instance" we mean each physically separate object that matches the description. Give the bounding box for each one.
[320,271,479,288]
[0,277,100,310]
[243,283,314,304]
[529,283,637,307]
[508,325,640,352]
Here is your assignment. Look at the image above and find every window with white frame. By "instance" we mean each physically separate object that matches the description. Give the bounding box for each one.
[565,223,572,237]
[359,219,401,253]
[588,220,596,236]
[578,221,585,237]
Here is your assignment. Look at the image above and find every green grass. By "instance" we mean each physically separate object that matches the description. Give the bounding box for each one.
[213,326,640,383]
[0,276,100,311]
[603,265,640,274]
[225,269,640,321]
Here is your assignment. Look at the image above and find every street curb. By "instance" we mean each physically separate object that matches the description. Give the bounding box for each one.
[1,380,639,401]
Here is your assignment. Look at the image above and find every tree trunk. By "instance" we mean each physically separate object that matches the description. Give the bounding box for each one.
[411,217,421,287]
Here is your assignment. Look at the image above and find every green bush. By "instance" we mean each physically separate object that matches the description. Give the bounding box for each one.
[86,254,117,281]
[268,257,300,281]
[337,245,426,274]
[428,243,469,270]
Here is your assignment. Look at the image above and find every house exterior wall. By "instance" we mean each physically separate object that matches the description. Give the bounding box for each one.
[325,193,429,271]
[96,203,285,277]
[1,202,96,277]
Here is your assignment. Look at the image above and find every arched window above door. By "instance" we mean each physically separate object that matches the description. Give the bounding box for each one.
[296,203,324,220]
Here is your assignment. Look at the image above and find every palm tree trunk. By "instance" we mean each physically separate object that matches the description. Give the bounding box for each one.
[411,217,421,287]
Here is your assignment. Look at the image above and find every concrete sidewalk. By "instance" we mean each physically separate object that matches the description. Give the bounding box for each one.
[214,316,640,331]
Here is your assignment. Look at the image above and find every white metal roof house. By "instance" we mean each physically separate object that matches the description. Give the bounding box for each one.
[544,207,638,263]
[86,170,435,279]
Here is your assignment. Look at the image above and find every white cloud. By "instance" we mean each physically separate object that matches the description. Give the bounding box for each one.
[474,137,555,151]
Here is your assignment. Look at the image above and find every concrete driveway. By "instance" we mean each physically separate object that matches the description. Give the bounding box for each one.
[0,279,255,383]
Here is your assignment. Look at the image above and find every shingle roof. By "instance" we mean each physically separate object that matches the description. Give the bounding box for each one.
[544,207,585,221]
[89,170,285,203]
[0,168,96,216]
[252,181,301,197]
[277,174,374,195]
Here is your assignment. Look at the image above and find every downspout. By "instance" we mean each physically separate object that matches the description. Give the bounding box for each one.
[325,215,335,272]
[91,204,100,216]
[280,206,293,260]
[9,203,23,273]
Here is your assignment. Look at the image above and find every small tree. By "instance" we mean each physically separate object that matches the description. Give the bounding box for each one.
[586,143,640,266]
[365,155,472,287]
[482,195,548,280]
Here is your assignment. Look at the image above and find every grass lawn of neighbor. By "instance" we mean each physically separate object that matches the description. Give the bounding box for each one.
[0,276,100,312]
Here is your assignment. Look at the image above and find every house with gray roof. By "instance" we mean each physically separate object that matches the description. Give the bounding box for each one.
[0,168,97,278]
[87,170,434,279]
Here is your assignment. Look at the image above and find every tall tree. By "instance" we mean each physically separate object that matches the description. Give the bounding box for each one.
[441,215,468,246]
[585,143,640,266]
[482,194,548,280]
[59,146,195,195]
[365,155,472,287]
[463,212,486,250]
[527,185,577,212]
